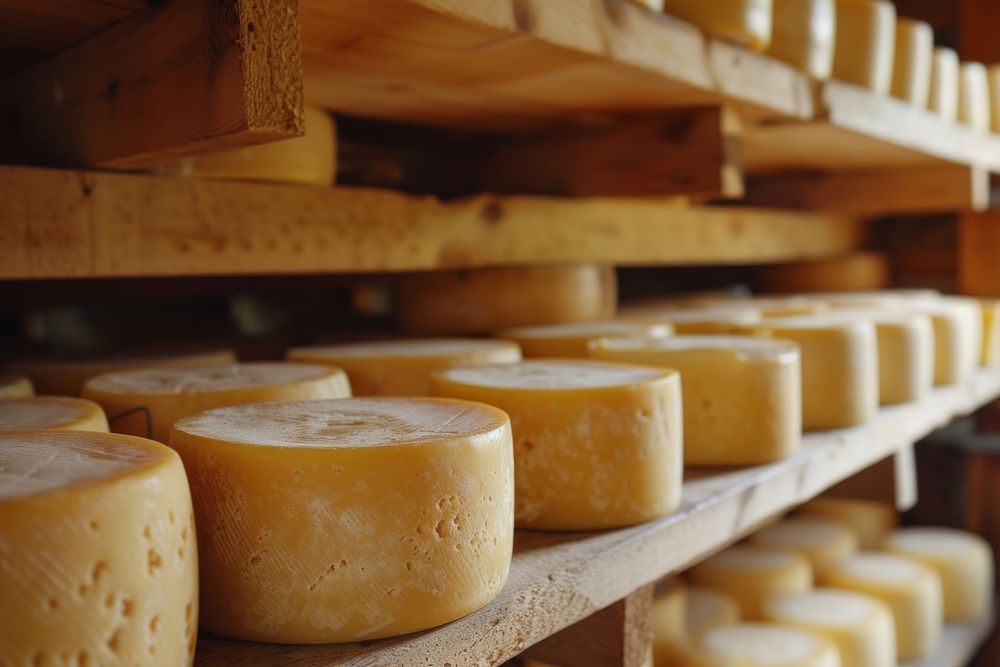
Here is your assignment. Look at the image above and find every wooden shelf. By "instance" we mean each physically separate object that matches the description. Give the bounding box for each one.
[194,367,1000,666]
[904,613,995,667]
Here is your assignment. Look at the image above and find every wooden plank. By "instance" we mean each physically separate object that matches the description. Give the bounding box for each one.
[903,613,995,667]
[0,0,304,168]
[194,368,1000,667]
[958,210,1000,297]
[0,165,865,280]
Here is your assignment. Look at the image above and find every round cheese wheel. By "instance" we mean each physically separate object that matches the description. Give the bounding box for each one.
[750,517,858,575]
[764,589,895,667]
[621,304,762,334]
[767,0,836,79]
[883,527,994,621]
[820,553,942,661]
[287,338,520,396]
[83,362,350,443]
[753,252,891,294]
[688,586,742,635]
[590,335,801,465]
[0,397,109,432]
[170,397,513,643]
[959,61,990,133]
[832,0,896,94]
[431,360,682,530]
[890,18,933,107]
[396,264,617,334]
[688,623,840,667]
[0,374,33,398]
[663,0,773,50]
[499,320,671,359]
[689,546,813,619]
[0,430,197,665]
[797,498,897,550]
[654,583,742,667]
[913,297,982,386]
[929,47,959,121]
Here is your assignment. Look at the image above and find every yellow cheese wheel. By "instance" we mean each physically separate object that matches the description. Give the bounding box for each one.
[883,527,994,621]
[83,362,351,443]
[689,546,813,619]
[766,0,835,79]
[929,47,960,122]
[396,264,617,334]
[499,320,671,359]
[890,19,933,107]
[664,0,773,50]
[0,374,32,398]
[981,300,1000,365]
[170,397,513,643]
[958,61,991,133]
[832,0,896,94]
[431,360,682,530]
[688,586,743,635]
[621,304,762,334]
[763,589,895,667]
[820,553,942,661]
[589,335,801,465]
[9,348,237,396]
[753,253,890,294]
[653,583,742,667]
[914,297,982,386]
[0,397,109,432]
[287,339,521,396]
[688,623,840,667]
[0,430,197,665]
[989,65,1000,133]
[797,498,898,550]
[750,517,858,574]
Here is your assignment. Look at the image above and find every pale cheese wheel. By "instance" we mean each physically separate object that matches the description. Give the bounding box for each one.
[287,338,521,396]
[689,546,813,619]
[0,430,197,665]
[832,0,896,94]
[499,320,671,359]
[989,65,1000,133]
[797,498,897,550]
[664,0,773,50]
[959,62,991,134]
[621,304,762,334]
[753,253,890,294]
[0,397,109,433]
[913,297,982,386]
[750,517,858,574]
[0,374,32,398]
[688,623,840,667]
[431,360,682,530]
[981,300,1000,365]
[820,553,942,660]
[883,527,994,621]
[763,589,895,667]
[688,586,743,635]
[170,397,513,643]
[766,0,835,79]
[396,264,617,334]
[890,19,933,107]
[929,47,960,122]
[589,335,801,465]
[654,584,742,667]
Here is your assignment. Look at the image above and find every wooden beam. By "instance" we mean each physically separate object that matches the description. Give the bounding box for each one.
[0,0,304,168]
[959,211,1000,297]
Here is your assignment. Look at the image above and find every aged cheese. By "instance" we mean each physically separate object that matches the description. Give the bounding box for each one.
[431,360,682,530]
[884,528,994,621]
[0,374,33,398]
[621,304,762,334]
[663,0,773,50]
[958,61,991,133]
[989,65,1000,133]
[589,335,801,465]
[83,362,351,443]
[654,584,742,667]
[915,297,982,386]
[750,517,858,574]
[687,586,743,634]
[929,47,960,121]
[753,252,891,294]
[499,321,671,359]
[890,19,933,106]
[763,589,895,667]
[170,397,513,643]
[396,264,617,334]
[767,0,835,79]
[689,545,813,619]
[797,497,898,550]
[0,397,109,432]
[820,553,942,660]
[981,300,1000,365]
[832,0,896,94]
[0,429,197,665]
[688,623,840,667]
[287,339,521,396]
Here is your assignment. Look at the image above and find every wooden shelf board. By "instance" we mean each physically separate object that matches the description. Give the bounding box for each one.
[194,368,1000,667]
[904,612,995,667]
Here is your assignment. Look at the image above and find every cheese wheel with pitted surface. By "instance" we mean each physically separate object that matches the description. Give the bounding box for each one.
[750,517,858,574]
[689,546,813,619]
[0,374,32,398]
[687,623,840,667]
[0,397,109,432]
[499,321,671,359]
[797,498,897,550]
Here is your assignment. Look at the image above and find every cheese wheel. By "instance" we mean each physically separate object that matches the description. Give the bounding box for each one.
[763,589,895,667]
[154,106,336,186]
[989,65,1000,133]
[883,528,994,621]
[589,335,801,465]
[499,320,671,359]
[890,19,933,107]
[287,339,521,396]
[654,584,742,667]
[981,300,1000,365]
[0,430,197,666]
[431,360,682,530]
[663,0,772,50]
[689,546,813,619]
[0,397,109,433]
[766,0,835,79]
[688,623,840,667]
[753,253,890,294]
[820,553,942,660]
[797,498,897,550]
[929,47,960,122]
[688,586,743,635]
[958,61,991,133]
[9,348,237,396]
[832,0,896,94]
[0,374,32,398]
[396,264,617,334]
[914,297,982,386]
[750,517,858,574]
[621,305,762,334]
[170,397,513,643]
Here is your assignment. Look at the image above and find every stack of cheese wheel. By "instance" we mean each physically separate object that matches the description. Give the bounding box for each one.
[589,335,801,465]
[750,517,859,575]
[0,374,32,398]
[83,362,351,443]
[432,360,683,530]
[798,497,898,550]
[689,545,813,619]
[0,430,198,665]
[662,0,773,50]
[498,320,671,358]
[753,252,891,294]
[833,0,896,94]
[652,581,741,667]
[0,397,109,432]
[169,397,513,642]
[287,339,520,395]
[766,0,836,79]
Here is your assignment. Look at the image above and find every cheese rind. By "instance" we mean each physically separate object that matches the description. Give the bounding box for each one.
[753,252,890,294]
[0,374,32,398]
[170,397,514,643]
[0,397,109,432]
[750,517,858,574]
[929,47,960,121]
[499,320,671,359]
[0,430,198,666]
[689,623,840,667]
[832,0,896,94]
[797,498,898,550]
[431,360,682,530]
[766,0,835,79]
[689,546,813,619]
[664,0,773,50]
[890,19,933,106]
[958,62,991,133]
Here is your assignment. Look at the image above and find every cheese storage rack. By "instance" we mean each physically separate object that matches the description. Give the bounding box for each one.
[3,1,1000,665]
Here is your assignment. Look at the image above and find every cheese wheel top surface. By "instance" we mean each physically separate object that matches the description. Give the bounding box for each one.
[702,623,828,662]
[885,527,988,556]
[173,397,509,449]
[591,335,798,361]
[290,338,519,359]
[434,360,673,390]
[767,588,883,627]
[85,362,342,395]
[0,397,103,430]
[835,553,929,583]
[501,320,670,339]
[701,545,805,572]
